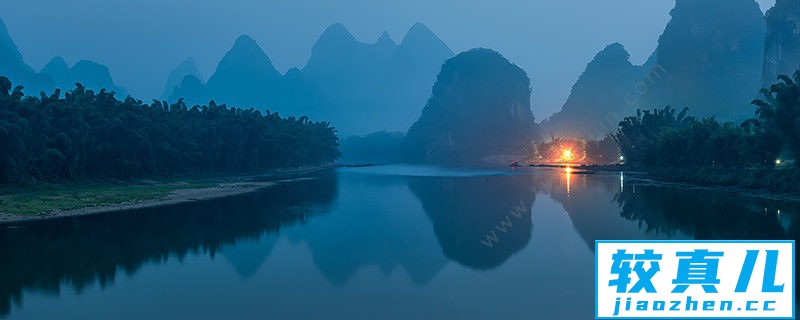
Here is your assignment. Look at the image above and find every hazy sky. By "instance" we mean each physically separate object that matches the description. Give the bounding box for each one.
[0,0,776,118]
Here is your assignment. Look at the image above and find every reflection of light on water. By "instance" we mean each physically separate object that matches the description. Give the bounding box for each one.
[564,166,572,196]
[620,172,624,193]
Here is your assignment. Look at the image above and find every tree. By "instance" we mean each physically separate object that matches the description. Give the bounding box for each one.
[752,72,800,160]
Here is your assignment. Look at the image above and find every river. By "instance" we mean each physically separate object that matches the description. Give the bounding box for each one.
[0,165,796,319]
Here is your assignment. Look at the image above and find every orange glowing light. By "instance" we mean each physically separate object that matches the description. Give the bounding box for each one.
[561,148,574,162]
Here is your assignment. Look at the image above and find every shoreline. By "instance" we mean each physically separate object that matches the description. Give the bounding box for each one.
[623,175,800,202]
[0,165,334,225]
[528,164,800,202]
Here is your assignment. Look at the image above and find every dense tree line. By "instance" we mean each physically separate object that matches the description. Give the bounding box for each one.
[612,72,800,191]
[0,77,340,185]
[613,106,782,168]
[613,101,793,169]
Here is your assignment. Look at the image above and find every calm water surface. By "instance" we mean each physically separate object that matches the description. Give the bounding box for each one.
[1,166,797,319]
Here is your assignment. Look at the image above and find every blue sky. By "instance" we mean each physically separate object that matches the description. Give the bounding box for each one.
[0,0,777,118]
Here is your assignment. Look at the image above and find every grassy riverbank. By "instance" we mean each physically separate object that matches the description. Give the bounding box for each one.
[0,166,332,223]
[0,181,217,216]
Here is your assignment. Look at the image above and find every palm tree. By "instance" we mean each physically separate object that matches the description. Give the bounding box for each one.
[752,72,800,161]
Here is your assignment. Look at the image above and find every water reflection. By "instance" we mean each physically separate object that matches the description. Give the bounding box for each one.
[615,182,798,240]
[408,174,537,270]
[0,167,798,319]
[542,169,684,251]
[282,172,448,285]
[0,175,337,317]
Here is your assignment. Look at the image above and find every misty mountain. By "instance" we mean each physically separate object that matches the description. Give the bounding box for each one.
[2,17,125,96]
[40,57,126,95]
[301,24,400,134]
[161,58,202,99]
[164,23,452,135]
[205,35,284,108]
[0,17,53,93]
[302,22,453,134]
[404,48,538,165]
[763,0,800,87]
[380,23,454,133]
[40,57,70,87]
[168,75,209,106]
[165,34,316,114]
[541,43,644,139]
[303,24,397,108]
[640,0,766,121]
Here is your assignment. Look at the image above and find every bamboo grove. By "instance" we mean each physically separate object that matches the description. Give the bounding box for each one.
[0,77,340,185]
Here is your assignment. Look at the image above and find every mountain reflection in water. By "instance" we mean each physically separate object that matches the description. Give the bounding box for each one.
[0,166,796,319]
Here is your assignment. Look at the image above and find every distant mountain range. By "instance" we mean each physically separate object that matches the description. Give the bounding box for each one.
[1,17,451,136]
[41,57,126,95]
[0,17,125,96]
[164,23,453,135]
[8,0,800,141]
[543,0,795,139]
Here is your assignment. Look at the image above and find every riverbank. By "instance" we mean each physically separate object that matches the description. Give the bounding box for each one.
[530,163,800,200]
[0,165,333,224]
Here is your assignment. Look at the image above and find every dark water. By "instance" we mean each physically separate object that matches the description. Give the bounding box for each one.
[0,166,797,319]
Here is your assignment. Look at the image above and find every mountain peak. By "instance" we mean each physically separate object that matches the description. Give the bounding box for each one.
[593,43,631,64]
[216,34,277,73]
[648,0,765,120]
[322,23,356,41]
[173,58,201,80]
[313,23,358,52]
[404,47,536,164]
[403,23,434,41]
[398,23,453,56]
[72,60,115,83]
[161,58,203,99]
[376,31,395,46]
[40,57,71,89]
[0,17,24,63]
[205,34,281,107]
[43,56,69,71]
[231,35,263,53]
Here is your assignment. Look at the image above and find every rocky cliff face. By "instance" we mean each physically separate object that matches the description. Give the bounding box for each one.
[763,0,800,87]
[542,43,644,139]
[642,0,765,120]
[404,48,537,165]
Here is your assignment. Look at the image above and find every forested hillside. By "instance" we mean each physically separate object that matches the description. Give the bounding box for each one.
[0,77,340,185]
